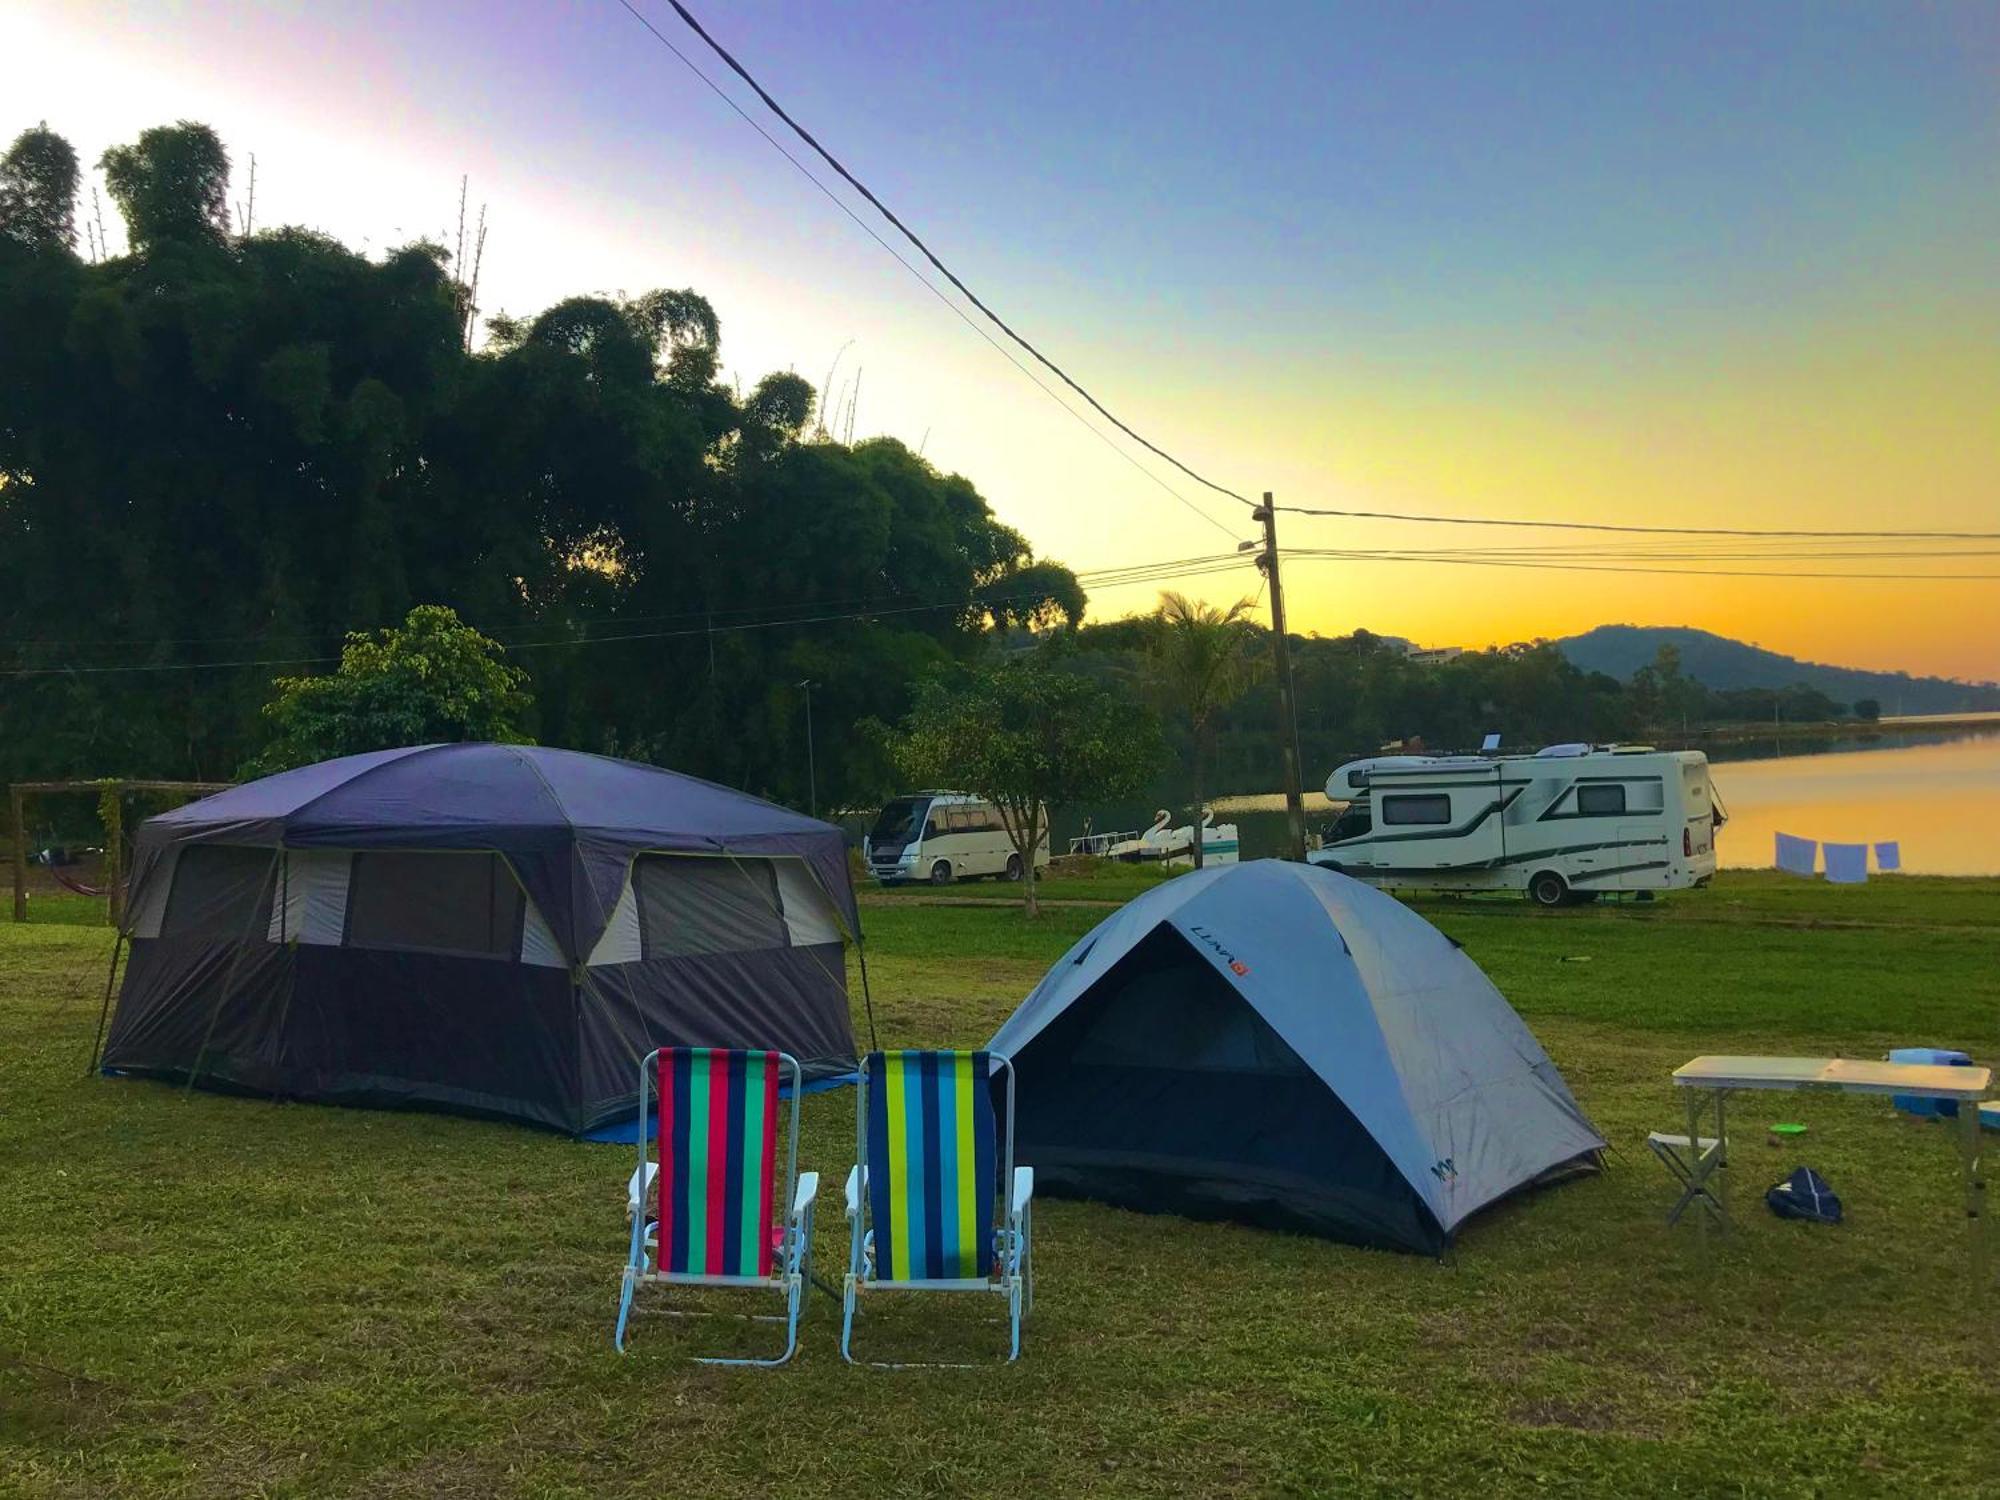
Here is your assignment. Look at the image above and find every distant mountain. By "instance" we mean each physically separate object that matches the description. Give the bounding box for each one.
[1554,625,2000,715]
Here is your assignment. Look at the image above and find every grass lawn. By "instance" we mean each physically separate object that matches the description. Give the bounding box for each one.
[3,871,1997,1497]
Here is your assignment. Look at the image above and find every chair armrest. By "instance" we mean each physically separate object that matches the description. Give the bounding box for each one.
[792,1170,821,1220]
[627,1161,658,1220]
[844,1164,866,1220]
[1010,1166,1034,1219]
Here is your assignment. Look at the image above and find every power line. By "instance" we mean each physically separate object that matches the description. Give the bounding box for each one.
[615,0,1256,522]
[1284,548,2000,581]
[3,554,1244,652]
[605,2,1240,542]
[0,555,1256,677]
[1272,503,2000,540]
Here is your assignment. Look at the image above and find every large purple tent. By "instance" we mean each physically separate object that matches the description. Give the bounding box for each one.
[100,744,859,1133]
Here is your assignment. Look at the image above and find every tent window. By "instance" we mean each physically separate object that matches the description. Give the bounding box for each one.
[160,845,275,940]
[637,855,787,958]
[344,851,524,959]
[1380,793,1451,826]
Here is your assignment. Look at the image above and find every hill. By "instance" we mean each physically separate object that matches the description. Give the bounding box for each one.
[1555,625,2000,714]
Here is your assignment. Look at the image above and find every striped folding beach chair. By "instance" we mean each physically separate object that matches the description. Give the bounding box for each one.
[614,1047,819,1364]
[841,1050,1034,1365]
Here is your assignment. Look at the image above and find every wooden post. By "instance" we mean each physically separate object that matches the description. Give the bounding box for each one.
[102,784,125,931]
[9,785,25,923]
[1255,494,1309,861]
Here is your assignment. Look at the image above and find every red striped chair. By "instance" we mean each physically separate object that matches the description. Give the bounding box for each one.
[614,1047,818,1364]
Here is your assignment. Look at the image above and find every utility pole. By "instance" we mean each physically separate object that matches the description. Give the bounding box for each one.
[798,680,818,819]
[1252,494,1309,860]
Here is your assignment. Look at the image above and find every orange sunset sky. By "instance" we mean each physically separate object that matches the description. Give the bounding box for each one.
[10,2,1999,681]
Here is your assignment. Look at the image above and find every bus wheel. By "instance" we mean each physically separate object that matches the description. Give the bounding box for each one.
[929,860,954,886]
[1003,853,1024,882]
[1528,870,1569,908]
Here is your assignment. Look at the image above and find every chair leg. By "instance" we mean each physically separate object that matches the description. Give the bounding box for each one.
[1006,1277,1023,1363]
[840,1274,859,1364]
[1021,1204,1034,1320]
[613,1266,638,1353]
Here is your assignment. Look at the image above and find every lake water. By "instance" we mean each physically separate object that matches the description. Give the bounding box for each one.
[1064,723,2000,876]
[1707,728,2000,876]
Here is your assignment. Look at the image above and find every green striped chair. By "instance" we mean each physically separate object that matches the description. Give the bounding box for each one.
[614,1047,819,1364]
[841,1050,1034,1365]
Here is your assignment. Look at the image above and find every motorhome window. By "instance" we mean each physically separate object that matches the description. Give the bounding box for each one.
[869,799,926,846]
[972,804,1005,834]
[1326,807,1373,842]
[1380,794,1451,826]
[1575,784,1627,816]
[345,851,523,958]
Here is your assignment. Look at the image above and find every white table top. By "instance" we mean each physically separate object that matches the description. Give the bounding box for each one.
[1673,1055,1991,1100]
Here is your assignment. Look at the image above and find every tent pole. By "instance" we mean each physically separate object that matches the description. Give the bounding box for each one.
[855,938,880,1053]
[87,930,126,1076]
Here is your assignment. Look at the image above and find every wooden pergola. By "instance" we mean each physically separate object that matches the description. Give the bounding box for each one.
[9,780,234,926]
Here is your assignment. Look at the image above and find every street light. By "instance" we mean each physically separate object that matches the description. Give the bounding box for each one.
[798,680,817,819]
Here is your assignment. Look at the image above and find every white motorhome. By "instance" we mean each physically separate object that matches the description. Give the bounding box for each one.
[863,791,1051,886]
[1307,744,1721,905]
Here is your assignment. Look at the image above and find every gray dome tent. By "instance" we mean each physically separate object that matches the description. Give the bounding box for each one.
[989,860,1604,1253]
[100,744,858,1134]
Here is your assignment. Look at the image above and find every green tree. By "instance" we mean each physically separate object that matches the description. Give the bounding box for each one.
[1853,697,1881,722]
[0,124,78,250]
[99,122,232,251]
[0,119,1086,801]
[1143,591,1264,867]
[247,606,532,773]
[894,655,1162,916]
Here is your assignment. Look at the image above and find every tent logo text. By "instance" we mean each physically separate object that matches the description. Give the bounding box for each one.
[1187,925,1250,976]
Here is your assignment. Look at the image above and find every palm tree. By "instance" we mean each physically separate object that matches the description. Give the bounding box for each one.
[1144,592,1265,868]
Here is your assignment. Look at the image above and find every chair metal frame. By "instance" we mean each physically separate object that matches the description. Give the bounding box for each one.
[840,1050,1034,1367]
[614,1047,818,1365]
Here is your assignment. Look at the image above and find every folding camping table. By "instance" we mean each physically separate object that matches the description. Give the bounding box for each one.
[1669,1056,1992,1287]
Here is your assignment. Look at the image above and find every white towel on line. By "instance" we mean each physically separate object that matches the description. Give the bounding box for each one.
[1823,842,1868,884]
[1773,831,1818,877]
[1873,841,1901,872]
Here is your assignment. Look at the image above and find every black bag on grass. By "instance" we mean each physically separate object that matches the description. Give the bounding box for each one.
[1765,1166,1842,1225]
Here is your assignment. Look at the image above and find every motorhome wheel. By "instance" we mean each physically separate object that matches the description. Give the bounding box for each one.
[1528,871,1569,908]
[929,859,954,886]
[1003,853,1023,881]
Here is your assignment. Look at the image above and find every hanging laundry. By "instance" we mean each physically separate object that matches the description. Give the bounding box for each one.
[1823,842,1868,884]
[1874,841,1901,872]
[1774,831,1818,877]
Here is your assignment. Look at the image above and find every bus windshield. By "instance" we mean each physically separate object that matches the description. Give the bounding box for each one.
[869,798,929,847]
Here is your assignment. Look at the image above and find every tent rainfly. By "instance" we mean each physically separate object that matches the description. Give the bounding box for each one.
[989,860,1606,1254]
[100,744,859,1133]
